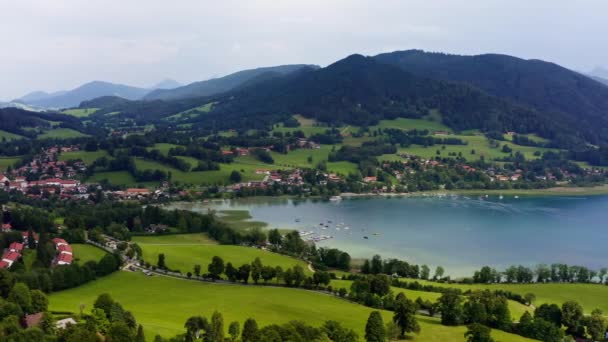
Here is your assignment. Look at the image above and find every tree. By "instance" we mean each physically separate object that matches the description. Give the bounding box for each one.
[238,264,251,284]
[561,301,584,336]
[225,263,238,282]
[135,325,146,342]
[94,293,115,318]
[260,266,276,283]
[229,170,242,183]
[30,289,48,313]
[228,321,240,341]
[106,321,134,342]
[419,265,430,280]
[524,293,536,306]
[157,253,166,270]
[185,316,206,340]
[586,309,607,341]
[250,257,263,284]
[208,311,224,342]
[268,229,282,246]
[438,291,463,326]
[361,259,371,274]
[194,264,201,277]
[534,303,562,327]
[434,266,445,280]
[464,323,494,342]
[241,318,258,342]
[365,311,386,342]
[393,294,420,337]
[208,256,225,280]
[8,283,31,313]
[322,320,359,342]
[370,255,383,275]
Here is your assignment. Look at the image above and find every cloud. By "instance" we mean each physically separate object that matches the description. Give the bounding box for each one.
[1,0,606,100]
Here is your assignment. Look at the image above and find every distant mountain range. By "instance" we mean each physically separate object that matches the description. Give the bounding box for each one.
[143,64,319,101]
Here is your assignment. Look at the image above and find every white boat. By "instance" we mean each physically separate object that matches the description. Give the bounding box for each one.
[329,196,342,201]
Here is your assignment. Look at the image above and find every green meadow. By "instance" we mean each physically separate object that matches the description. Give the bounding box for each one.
[58,150,110,164]
[72,244,107,264]
[62,108,99,117]
[0,156,21,171]
[87,171,138,186]
[133,233,310,275]
[38,128,89,139]
[49,272,532,341]
[398,278,608,315]
[0,130,25,141]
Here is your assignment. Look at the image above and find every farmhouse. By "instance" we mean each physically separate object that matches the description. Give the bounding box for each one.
[1,251,21,267]
[9,242,23,253]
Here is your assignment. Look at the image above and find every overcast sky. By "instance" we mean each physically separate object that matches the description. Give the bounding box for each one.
[1,0,607,100]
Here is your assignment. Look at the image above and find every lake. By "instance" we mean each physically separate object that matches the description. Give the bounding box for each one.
[166,195,608,277]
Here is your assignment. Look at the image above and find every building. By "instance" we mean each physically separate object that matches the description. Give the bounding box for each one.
[55,318,77,329]
[58,244,72,255]
[1,223,11,233]
[9,242,24,253]
[52,238,68,247]
[1,251,21,267]
[56,253,73,265]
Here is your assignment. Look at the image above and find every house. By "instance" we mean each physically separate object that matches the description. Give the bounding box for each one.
[126,188,151,196]
[52,238,68,247]
[0,261,9,269]
[1,251,21,267]
[55,317,77,329]
[22,313,44,328]
[1,223,11,232]
[56,253,73,265]
[363,176,377,183]
[0,174,8,183]
[58,244,72,255]
[9,242,24,253]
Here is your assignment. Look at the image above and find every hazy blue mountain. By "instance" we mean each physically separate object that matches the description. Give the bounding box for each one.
[590,66,608,79]
[150,78,182,90]
[143,64,319,101]
[19,90,67,103]
[18,81,150,109]
[591,75,608,86]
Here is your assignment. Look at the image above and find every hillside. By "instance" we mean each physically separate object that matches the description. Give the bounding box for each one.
[18,81,150,109]
[143,64,319,101]
[0,107,84,138]
[374,50,608,145]
[203,54,583,147]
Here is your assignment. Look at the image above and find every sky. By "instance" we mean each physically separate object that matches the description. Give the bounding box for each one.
[1,0,607,100]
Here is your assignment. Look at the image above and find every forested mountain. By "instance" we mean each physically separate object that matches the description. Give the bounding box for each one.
[0,107,83,138]
[591,75,608,86]
[18,81,150,109]
[199,54,586,146]
[374,50,608,145]
[143,64,319,101]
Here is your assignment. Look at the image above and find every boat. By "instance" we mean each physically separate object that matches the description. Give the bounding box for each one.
[295,218,301,222]
[363,236,369,239]
[329,196,342,202]
[499,195,504,199]
[514,195,519,199]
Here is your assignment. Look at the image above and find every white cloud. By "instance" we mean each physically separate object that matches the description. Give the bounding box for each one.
[1,0,606,99]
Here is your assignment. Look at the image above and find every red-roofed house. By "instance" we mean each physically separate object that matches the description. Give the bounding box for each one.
[0,174,8,183]
[9,242,23,253]
[52,238,68,247]
[1,223,11,233]
[363,176,377,183]
[22,312,43,328]
[2,251,21,267]
[58,244,72,255]
[56,253,73,265]
[126,188,150,196]
[0,261,9,269]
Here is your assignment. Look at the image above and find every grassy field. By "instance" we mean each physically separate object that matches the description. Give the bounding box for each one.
[147,143,180,156]
[399,278,608,315]
[49,272,532,341]
[62,108,99,117]
[87,171,138,186]
[330,279,531,320]
[272,114,331,137]
[38,128,89,139]
[269,145,358,175]
[72,244,107,264]
[167,102,215,121]
[0,130,25,141]
[0,156,21,171]
[133,233,310,275]
[382,134,557,163]
[58,150,110,164]
[370,117,452,133]
[217,210,268,230]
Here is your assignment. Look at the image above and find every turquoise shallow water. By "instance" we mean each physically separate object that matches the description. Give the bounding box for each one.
[167,195,608,277]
